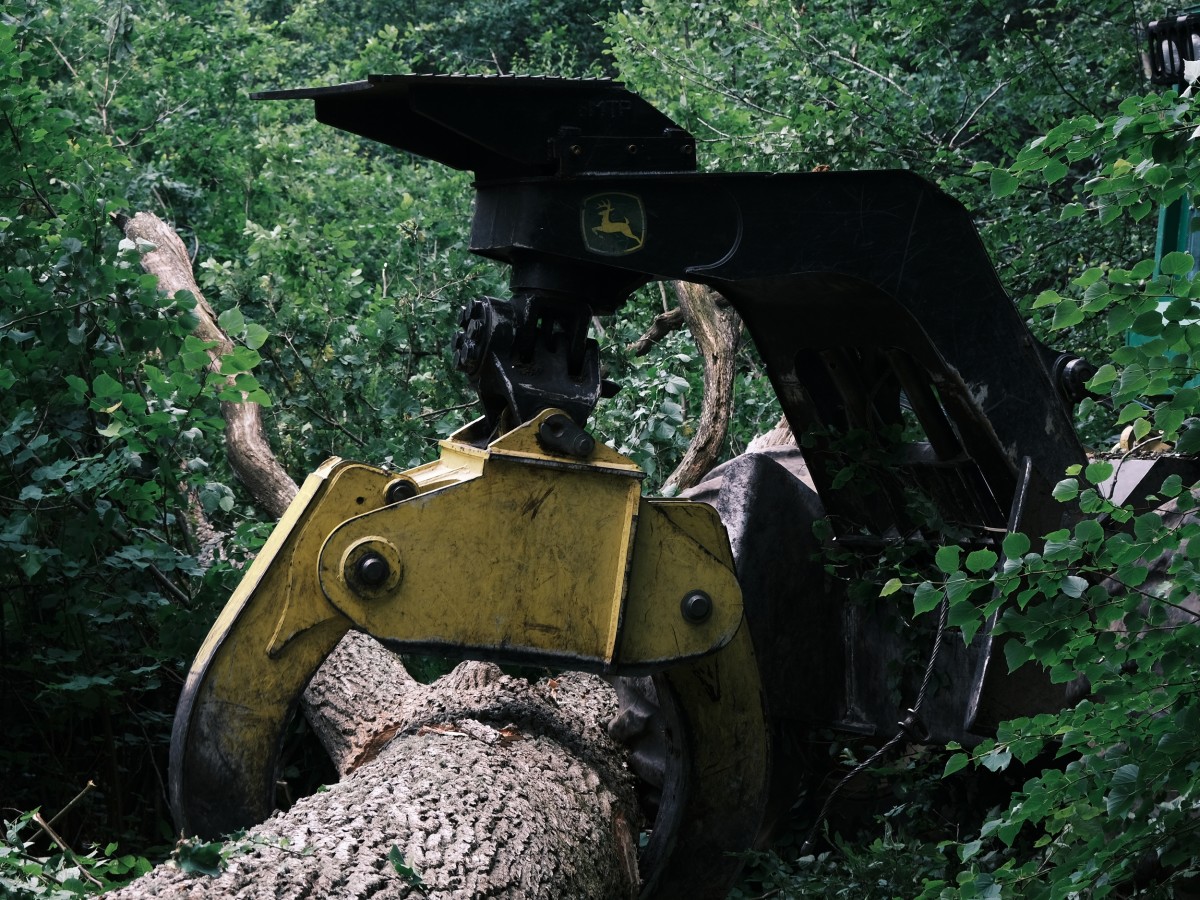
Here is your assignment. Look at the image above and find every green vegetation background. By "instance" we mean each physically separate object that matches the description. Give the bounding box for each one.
[4,0,1200,896]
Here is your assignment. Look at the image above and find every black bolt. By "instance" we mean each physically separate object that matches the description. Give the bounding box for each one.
[537,414,595,458]
[355,552,391,588]
[453,334,480,373]
[386,480,417,504]
[680,590,713,624]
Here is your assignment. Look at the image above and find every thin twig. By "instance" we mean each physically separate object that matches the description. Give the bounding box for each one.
[950,79,1012,148]
[823,45,913,99]
[304,404,367,448]
[46,780,96,828]
[418,400,478,420]
[627,306,686,356]
[1,299,94,331]
[33,812,105,888]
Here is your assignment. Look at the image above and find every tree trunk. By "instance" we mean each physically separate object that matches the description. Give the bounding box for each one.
[108,634,641,899]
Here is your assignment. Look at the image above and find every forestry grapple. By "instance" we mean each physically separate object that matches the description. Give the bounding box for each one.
[168,76,1184,897]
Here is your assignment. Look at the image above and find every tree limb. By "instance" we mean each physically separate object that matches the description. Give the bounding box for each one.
[108,219,643,897]
[662,282,742,494]
[627,305,686,357]
[120,211,299,517]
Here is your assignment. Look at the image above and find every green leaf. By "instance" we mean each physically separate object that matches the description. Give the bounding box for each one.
[1105,763,1139,817]
[990,168,1018,198]
[1160,251,1195,276]
[1059,575,1088,598]
[1051,300,1084,330]
[1052,478,1079,502]
[1002,532,1030,559]
[1004,639,1033,672]
[388,846,424,887]
[1032,289,1061,309]
[217,306,245,333]
[1131,310,1164,336]
[1159,473,1183,498]
[880,577,902,597]
[1074,518,1105,546]
[177,839,225,877]
[1087,363,1117,392]
[935,545,962,574]
[979,746,1013,772]
[943,753,970,778]
[1175,423,1200,454]
[1043,158,1068,184]
[913,581,942,615]
[1132,258,1157,280]
[218,346,262,375]
[965,549,998,573]
[243,322,269,350]
[1084,460,1113,484]
[92,372,123,400]
[959,838,983,862]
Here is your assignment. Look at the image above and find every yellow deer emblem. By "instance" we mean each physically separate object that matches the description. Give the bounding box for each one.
[583,194,645,254]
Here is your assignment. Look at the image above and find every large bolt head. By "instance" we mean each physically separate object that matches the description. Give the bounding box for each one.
[354,552,391,588]
[680,590,713,624]
[385,480,418,504]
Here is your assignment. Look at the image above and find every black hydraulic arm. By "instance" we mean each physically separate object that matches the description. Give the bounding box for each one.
[256,74,1086,535]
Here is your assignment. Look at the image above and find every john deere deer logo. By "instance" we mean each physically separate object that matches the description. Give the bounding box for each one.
[582,193,645,255]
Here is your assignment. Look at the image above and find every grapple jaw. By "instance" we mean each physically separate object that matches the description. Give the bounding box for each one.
[170,412,751,841]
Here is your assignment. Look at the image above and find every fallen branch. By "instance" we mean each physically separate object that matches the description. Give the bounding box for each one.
[107,218,643,897]
[119,211,299,517]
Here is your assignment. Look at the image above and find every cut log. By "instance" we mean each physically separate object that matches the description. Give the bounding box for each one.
[109,634,641,899]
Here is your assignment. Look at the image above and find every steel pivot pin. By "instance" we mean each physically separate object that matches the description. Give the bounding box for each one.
[680,590,713,624]
[354,552,391,588]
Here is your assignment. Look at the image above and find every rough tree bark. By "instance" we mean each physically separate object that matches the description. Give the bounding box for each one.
[661,283,742,494]
[116,214,644,899]
[108,635,640,899]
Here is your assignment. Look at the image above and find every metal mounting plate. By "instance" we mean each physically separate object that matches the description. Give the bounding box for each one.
[254,74,696,179]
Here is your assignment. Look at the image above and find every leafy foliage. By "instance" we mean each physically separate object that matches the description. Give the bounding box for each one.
[0,811,150,898]
[1,0,232,852]
[606,0,1149,360]
[609,2,1200,897]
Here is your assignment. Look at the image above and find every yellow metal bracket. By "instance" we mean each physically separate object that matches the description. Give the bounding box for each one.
[170,409,744,837]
